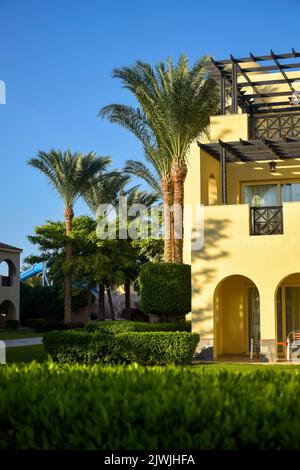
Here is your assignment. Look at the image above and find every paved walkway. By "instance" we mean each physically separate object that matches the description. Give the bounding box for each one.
[4,337,43,348]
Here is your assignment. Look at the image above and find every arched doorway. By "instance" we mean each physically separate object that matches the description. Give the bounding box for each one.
[214,275,260,357]
[0,300,16,327]
[276,273,300,356]
[0,259,16,287]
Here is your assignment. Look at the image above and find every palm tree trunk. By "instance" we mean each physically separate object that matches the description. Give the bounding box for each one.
[161,177,173,263]
[85,282,92,324]
[98,282,105,320]
[170,209,175,262]
[124,278,131,319]
[106,285,115,320]
[64,207,74,323]
[172,162,187,264]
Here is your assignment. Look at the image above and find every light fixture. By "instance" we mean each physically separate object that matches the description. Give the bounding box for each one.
[268,161,277,173]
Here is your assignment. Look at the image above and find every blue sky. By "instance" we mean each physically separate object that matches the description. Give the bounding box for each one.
[0,0,299,262]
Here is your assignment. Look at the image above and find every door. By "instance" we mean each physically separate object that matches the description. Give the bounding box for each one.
[248,287,260,353]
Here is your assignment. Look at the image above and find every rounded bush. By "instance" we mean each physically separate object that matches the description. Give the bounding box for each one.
[139,262,191,319]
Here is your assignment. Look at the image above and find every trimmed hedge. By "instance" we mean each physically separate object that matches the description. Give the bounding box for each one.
[43,330,199,365]
[6,320,19,330]
[85,320,191,333]
[27,319,84,332]
[139,262,191,319]
[1,363,300,449]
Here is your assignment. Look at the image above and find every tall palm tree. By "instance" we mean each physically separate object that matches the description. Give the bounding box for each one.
[100,55,218,262]
[28,149,111,322]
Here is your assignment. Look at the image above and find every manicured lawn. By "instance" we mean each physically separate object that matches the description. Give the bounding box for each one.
[0,329,43,340]
[6,345,47,363]
[193,363,300,373]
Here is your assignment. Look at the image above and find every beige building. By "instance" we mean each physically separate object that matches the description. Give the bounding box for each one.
[184,49,300,361]
[0,242,22,325]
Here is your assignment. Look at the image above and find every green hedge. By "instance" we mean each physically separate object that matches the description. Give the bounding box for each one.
[43,330,198,365]
[85,320,191,333]
[1,363,300,449]
[139,262,191,320]
[27,318,84,332]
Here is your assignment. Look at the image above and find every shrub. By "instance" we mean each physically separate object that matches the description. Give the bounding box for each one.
[2,363,300,449]
[27,318,84,332]
[85,320,191,333]
[139,262,191,320]
[43,330,199,365]
[20,284,90,325]
[6,319,20,329]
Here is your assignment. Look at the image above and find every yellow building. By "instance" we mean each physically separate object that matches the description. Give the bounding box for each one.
[184,49,300,361]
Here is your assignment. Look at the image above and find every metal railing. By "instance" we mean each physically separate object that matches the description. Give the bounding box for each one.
[250,206,283,235]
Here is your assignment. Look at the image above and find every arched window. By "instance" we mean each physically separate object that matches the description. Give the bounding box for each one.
[208,174,218,205]
[0,259,16,287]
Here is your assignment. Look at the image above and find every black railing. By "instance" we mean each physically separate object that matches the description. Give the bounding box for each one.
[250,112,300,140]
[250,206,283,236]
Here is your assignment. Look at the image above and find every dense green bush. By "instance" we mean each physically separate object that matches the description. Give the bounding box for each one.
[27,318,84,332]
[6,320,20,329]
[1,362,300,449]
[85,320,191,333]
[139,262,191,320]
[43,330,198,365]
[20,284,90,325]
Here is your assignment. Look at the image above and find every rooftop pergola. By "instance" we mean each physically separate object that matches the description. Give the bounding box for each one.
[200,137,300,162]
[205,49,300,114]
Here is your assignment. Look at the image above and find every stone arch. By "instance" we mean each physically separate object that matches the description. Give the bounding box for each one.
[0,299,16,327]
[0,259,16,287]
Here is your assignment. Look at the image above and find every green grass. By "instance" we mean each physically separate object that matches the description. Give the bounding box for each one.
[193,363,300,373]
[0,329,43,340]
[6,345,47,363]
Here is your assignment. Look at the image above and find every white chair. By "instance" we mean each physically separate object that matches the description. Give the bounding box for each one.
[287,331,300,362]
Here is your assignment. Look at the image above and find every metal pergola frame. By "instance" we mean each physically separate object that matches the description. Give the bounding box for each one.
[206,49,300,114]
[198,138,300,204]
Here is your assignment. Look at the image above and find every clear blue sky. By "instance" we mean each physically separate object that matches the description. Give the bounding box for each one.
[1,0,299,262]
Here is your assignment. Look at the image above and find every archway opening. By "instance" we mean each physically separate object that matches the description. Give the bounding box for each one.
[214,275,260,357]
[0,259,16,287]
[0,300,16,327]
[276,273,300,357]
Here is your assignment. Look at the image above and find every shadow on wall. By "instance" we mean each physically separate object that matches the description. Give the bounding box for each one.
[192,216,230,329]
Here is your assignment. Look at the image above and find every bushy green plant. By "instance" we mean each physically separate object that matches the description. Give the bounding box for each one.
[6,320,20,330]
[43,330,198,365]
[27,319,84,332]
[85,320,191,333]
[1,363,300,449]
[139,262,191,320]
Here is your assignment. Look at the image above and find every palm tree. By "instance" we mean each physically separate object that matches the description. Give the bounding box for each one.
[100,55,218,262]
[28,149,111,322]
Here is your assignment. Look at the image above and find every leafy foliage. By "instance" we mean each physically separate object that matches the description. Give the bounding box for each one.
[2,363,300,449]
[43,330,198,365]
[139,262,191,319]
[84,320,191,333]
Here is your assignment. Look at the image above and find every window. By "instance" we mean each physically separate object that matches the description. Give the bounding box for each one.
[281,183,300,203]
[244,184,278,207]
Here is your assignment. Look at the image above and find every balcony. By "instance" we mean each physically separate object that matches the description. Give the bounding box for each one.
[251,112,300,140]
[250,206,283,236]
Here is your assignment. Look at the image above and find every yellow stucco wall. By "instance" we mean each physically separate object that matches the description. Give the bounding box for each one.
[190,202,300,357]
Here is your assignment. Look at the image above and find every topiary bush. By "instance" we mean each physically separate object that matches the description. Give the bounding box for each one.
[85,320,191,333]
[139,262,191,320]
[43,330,199,365]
